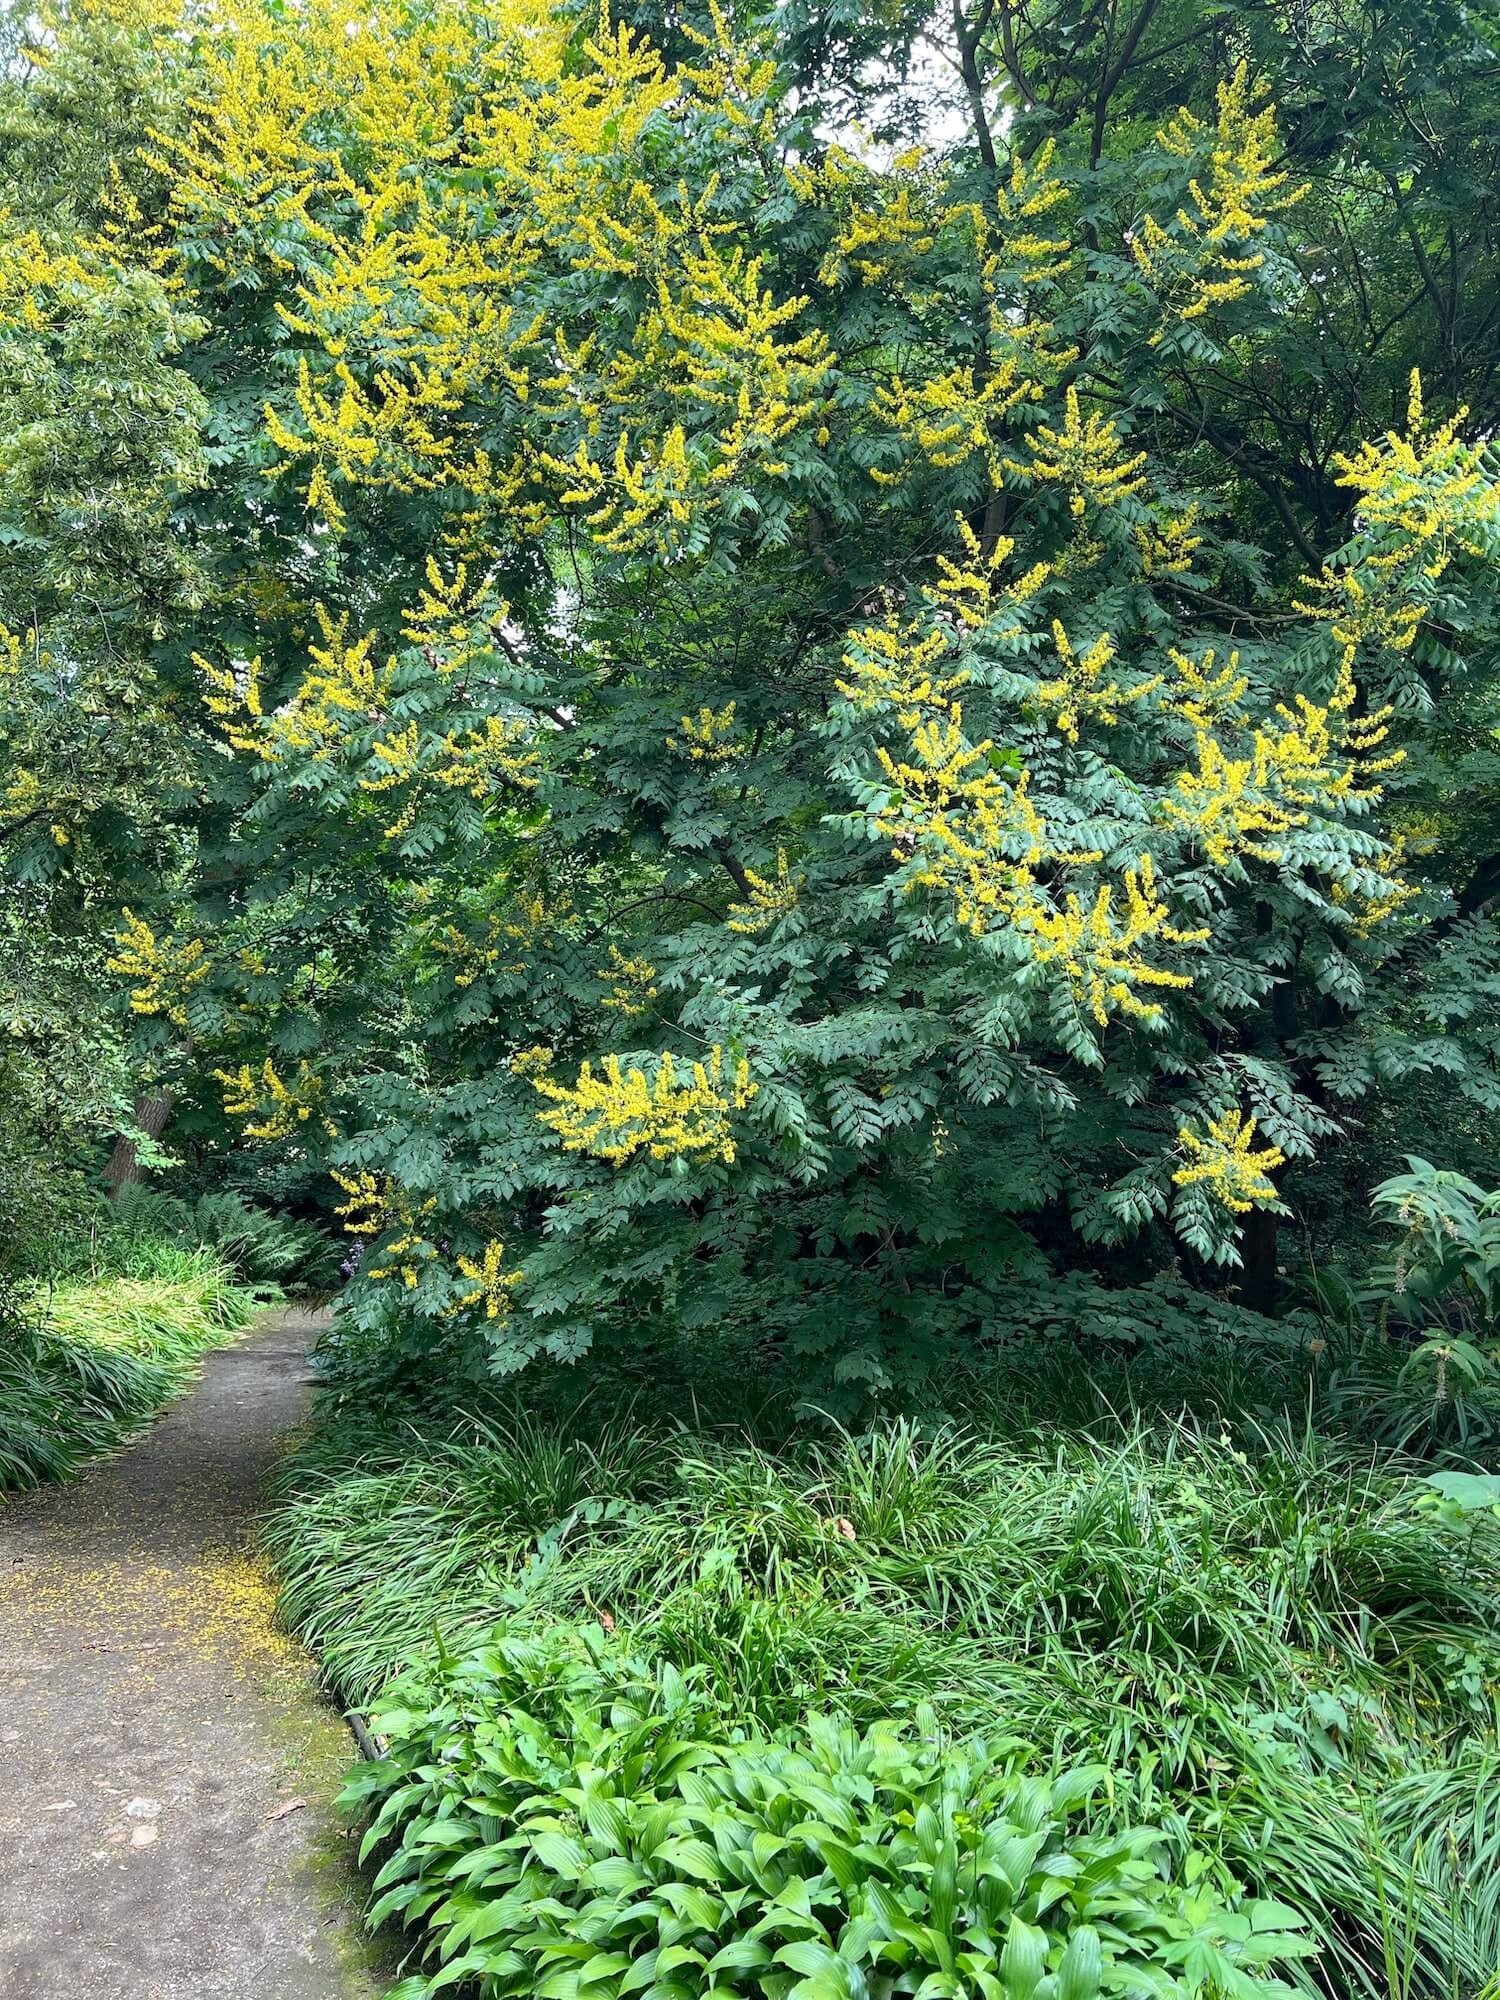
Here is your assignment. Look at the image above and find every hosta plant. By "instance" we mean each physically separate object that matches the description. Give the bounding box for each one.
[344,1625,1312,2000]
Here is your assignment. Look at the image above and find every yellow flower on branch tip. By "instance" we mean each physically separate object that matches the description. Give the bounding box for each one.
[1036,621,1158,742]
[668,701,744,762]
[107,910,209,1026]
[450,1239,523,1321]
[838,617,967,730]
[1130,65,1306,337]
[1327,369,1500,579]
[1011,386,1147,517]
[727,851,799,933]
[532,1046,757,1167]
[1174,1108,1285,1212]
[215,1058,326,1143]
[599,946,659,1015]
[1016,854,1209,1028]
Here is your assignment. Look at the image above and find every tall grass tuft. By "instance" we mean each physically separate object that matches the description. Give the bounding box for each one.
[0,1256,266,1493]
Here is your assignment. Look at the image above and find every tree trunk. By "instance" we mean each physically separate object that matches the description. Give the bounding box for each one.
[1236,1204,1279,1316]
[102,1090,173,1196]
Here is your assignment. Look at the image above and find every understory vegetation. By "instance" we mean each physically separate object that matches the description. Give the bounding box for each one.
[0,1248,262,1491]
[271,1322,1500,2000]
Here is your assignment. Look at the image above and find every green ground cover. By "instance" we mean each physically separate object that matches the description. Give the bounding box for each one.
[270,1330,1500,2000]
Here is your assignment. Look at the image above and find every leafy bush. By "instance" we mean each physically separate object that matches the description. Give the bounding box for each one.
[345,1626,1311,2000]
[0,1258,264,1492]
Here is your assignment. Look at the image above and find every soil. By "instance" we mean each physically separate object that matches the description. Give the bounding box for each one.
[0,1307,395,1999]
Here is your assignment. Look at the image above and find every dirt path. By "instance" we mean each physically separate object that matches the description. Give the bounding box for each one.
[0,1308,392,2000]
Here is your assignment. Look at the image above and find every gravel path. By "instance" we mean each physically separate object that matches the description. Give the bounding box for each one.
[0,1308,392,1999]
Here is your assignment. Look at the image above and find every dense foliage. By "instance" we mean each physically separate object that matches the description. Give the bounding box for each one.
[0,1244,260,1489]
[5,0,1500,1394]
[346,1629,1311,2000]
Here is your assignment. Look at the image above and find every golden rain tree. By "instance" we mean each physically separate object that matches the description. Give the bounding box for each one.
[6,0,1500,1395]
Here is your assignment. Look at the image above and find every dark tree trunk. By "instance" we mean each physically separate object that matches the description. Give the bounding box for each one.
[1236,1204,1279,1316]
[102,1090,173,1196]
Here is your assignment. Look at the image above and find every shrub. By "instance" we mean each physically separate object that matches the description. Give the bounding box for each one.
[345,1626,1311,2000]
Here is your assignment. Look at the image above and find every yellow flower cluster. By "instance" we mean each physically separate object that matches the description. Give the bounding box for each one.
[1164,644,1250,731]
[402,557,509,675]
[1161,659,1401,868]
[669,701,745,762]
[0,620,23,677]
[837,620,968,731]
[1011,387,1148,518]
[1023,857,1208,1027]
[430,888,560,987]
[872,350,1049,488]
[330,1169,438,1287]
[197,608,392,762]
[1131,66,1306,337]
[1136,505,1204,577]
[870,699,1198,1025]
[450,1239,523,1321]
[727,851,799,934]
[539,240,834,552]
[599,946,659,1016]
[1036,621,1158,743]
[363,714,539,837]
[1173,1107,1285,1213]
[815,147,936,286]
[844,544,1208,1027]
[532,1046,757,1166]
[107,910,209,1027]
[1329,369,1500,581]
[215,1058,330,1143]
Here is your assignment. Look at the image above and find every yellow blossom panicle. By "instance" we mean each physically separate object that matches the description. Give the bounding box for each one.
[1130,66,1306,338]
[450,1239,523,1321]
[1163,644,1250,731]
[815,145,937,286]
[1327,369,1500,581]
[197,608,393,763]
[532,1046,757,1166]
[838,618,968,730]
[727,851,799,934]
[669,701,745,762]
[402,556,510,674]
[509,1044,557,1077]
[1010,386,1147,517]
[872,351,1048,488]
[1174,1107,1286,1212]
[430,888,565,987]
[599,946,659,1016]
[0,619,24,678]
[1136,504,1204,576]
[1020,855,1210,1028]
[330,1169,438,1287]
[214,1058,328,1142]
[1295,568,1422,679]
[1161,661,1402,868]
[107,910,209,1027]
[1036,621,1159,742]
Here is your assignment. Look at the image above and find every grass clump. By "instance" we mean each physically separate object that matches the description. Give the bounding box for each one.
[270,1360,1500,1999]
[0,1251,266,1492]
